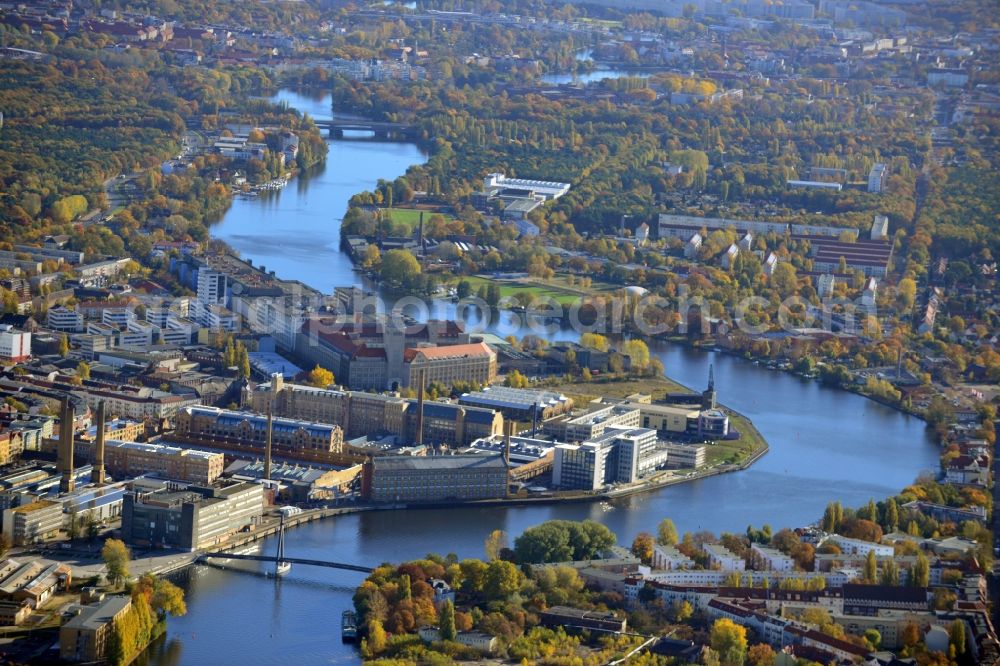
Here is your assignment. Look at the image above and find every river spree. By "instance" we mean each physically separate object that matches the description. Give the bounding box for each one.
[211,89,427,292]
[139,89,940,666]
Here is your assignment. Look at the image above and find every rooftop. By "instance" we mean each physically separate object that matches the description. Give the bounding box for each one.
[63,596,131,632]
[372,454,507,472]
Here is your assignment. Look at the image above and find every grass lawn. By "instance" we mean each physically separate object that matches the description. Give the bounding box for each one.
[384,207,452,232]
[705,412,766,466]
[456,274,618,306]
[544,376,690,405]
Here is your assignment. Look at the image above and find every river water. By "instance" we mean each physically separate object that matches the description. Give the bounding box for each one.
[139,89,938,666]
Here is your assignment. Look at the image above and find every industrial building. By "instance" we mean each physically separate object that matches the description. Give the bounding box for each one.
[294,318,485,390]
[402,342,497,389]
[1,500,64,545]
[174,406,344,454]
[248,377,503,447]
[458,386,573,422]
[120,480,264,551]
[225,459,362,502]
[361,454,508,502]
[75,439,225,485]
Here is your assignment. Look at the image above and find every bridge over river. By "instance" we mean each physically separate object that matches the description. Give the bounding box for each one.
[201,552,372,574]
[313,119,418,139]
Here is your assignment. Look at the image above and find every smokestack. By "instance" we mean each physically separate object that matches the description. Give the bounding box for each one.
[58,396,75,494]
[418,211,424,256]
[415,369,425,449]
[503,420,512,465]
[91,401,106,485]
[531,402,539,437]
[264,401,273,481]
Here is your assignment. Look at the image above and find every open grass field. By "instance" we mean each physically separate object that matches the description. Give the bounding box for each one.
[457,274,620,306]
[544,376,690,405]
[384,207,452,231]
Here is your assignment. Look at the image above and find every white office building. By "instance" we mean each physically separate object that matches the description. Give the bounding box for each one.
[868,163,887,193]
[0,325,30,362]
[196,268,228,306]
[47,307,84,333]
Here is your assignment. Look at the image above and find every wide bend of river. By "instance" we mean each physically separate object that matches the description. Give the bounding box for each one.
[138,89,939,666]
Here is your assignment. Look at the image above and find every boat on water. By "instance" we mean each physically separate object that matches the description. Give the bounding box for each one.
[274,561,291,577]
[342,610,359,642]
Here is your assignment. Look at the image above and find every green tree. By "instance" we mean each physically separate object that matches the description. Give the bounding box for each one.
[483,560,522,600]
[911,552,930,587]
[883,498,899,532]
[710,618,748,666]
[399,573,411,600]
[76,361,91,381]
[864,550,878,584]
[233,342,250,379]
[439,599,456,641]
[102,538,131,587]
[380,249,421,290]
[880,559,899,586]
[864,629,882,650]
[657,518,679,546]
[949,619,966,655]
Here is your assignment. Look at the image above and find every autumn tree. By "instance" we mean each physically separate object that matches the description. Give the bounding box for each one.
[367,619,387,655]
[710,618,748,666]
[671,599,694,623]
[897,278,917,312]
[102,538,131,587]
[747,643,776,666]
[631,532,655,564]
[621,339,651,371]
[484,529,508,561]
[307,365,334,388]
